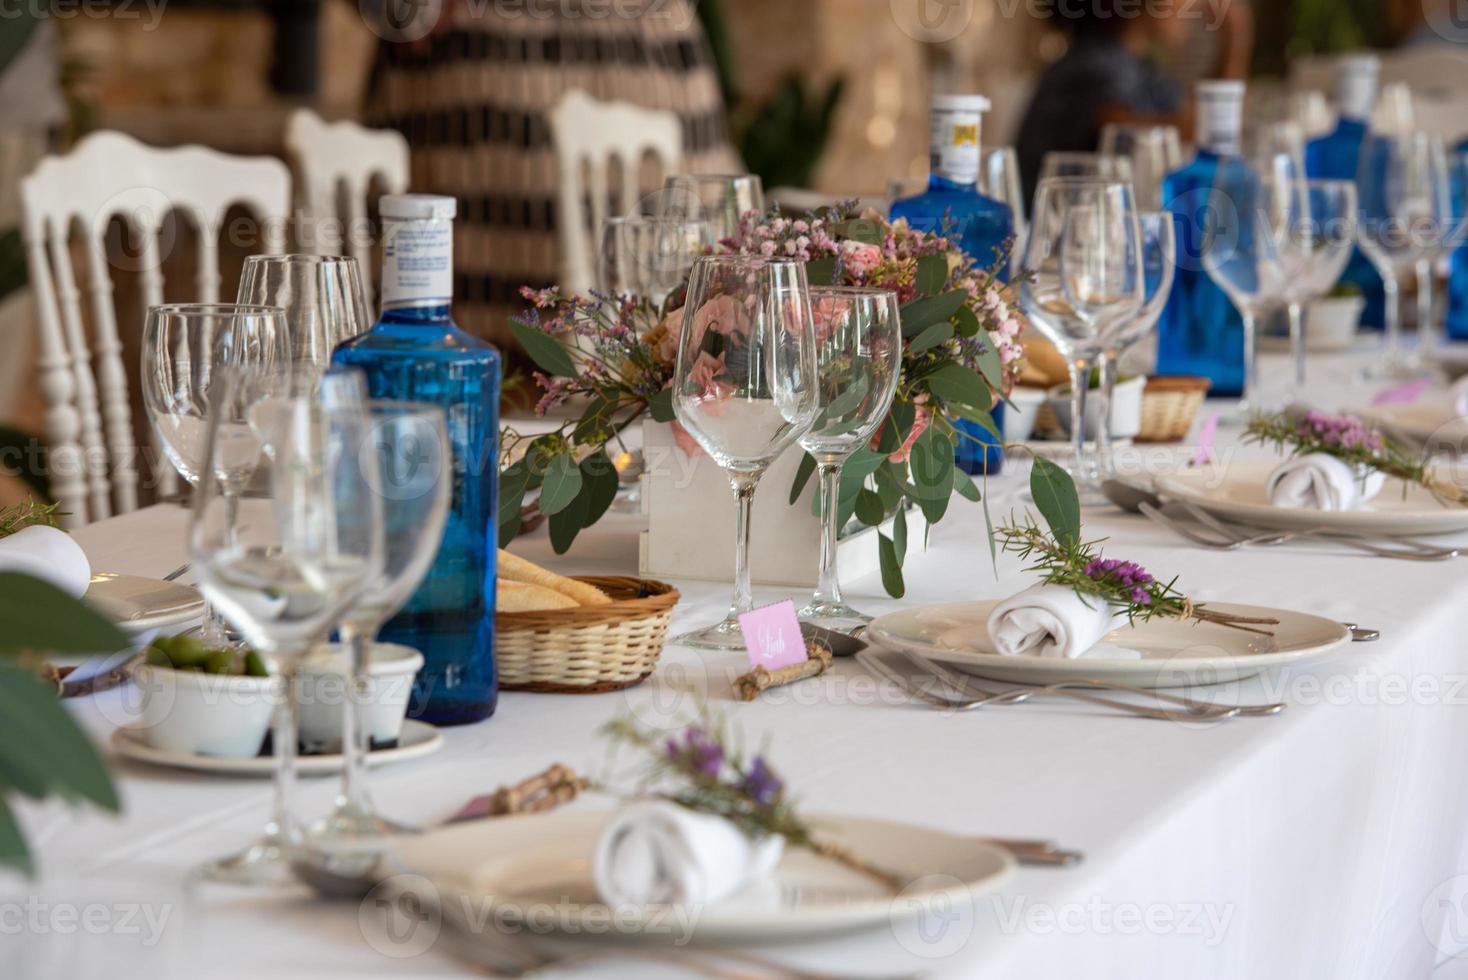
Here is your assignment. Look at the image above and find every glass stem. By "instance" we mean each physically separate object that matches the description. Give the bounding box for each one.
[1068,356,1094,485]
[1240,312,1259,414]
[1417,259,1436,361]
[1383,275,1402,366]
[1288,303,1307,391]
[728,474,759,619]
[200,489,242,645]
[266,661,302,851]
[812,460,845,606]
[1095,352,1117,479]
[336,620,376,820]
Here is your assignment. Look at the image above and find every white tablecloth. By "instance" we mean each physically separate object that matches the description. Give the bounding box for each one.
[12,348,1468,979]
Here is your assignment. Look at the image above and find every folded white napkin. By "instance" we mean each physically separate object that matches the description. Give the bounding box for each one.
[1266,453,1385,511]
[0,525,91,597]
[1451,377,1468,418]
[592,801,784,909]
[986,584,1130,659]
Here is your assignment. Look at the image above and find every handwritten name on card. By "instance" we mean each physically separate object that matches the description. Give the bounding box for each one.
[738,600,808,671]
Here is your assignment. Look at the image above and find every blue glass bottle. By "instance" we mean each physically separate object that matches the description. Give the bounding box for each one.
[890,94,1012,474]
[332,195,501,726]
[1157,80,1247,396]
[1445,134,1468,341]
[1304,54,1386,329]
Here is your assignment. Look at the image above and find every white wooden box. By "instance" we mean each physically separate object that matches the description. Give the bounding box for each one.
[637,420,911,588]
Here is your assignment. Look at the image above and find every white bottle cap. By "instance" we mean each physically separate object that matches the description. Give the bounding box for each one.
[930,94,989,185]
[1335,54,1380,121]
[1196,80,1246,155]
[380,194,458,222]
[933,94,992,114]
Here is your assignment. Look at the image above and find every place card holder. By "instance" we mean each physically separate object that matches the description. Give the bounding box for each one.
[732,642,833,701]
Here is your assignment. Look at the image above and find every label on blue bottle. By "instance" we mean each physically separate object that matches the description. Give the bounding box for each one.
[382,217,453,309]
[931,106,982,185]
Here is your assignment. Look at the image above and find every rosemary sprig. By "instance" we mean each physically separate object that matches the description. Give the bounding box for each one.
[0,498,63,539]
[997,517,1278,634]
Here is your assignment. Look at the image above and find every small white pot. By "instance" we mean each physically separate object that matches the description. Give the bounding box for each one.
[1304,295,1365,350]
[1047,375,1147,441]
[131,663,279,758]
[298,643,424,753]
[1003,386,1049,443]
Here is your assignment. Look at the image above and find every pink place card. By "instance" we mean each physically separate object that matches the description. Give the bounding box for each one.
[1191,412,1220,466]
[1372,379,1432,406]
[738,600,809,671]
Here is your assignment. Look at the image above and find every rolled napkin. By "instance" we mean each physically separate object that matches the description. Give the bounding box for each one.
[1265,452,1385,511]
[1451,376,1468,418]
[986,583,1127,659]
[0,525,91,597]
[593,800,784,908]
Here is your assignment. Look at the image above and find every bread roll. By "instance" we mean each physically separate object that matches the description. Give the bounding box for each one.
[497,580,579,612]
[1019,335,1070,388]
[496,550,611,605]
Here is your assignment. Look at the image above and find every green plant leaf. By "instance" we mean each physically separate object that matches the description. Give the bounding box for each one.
[974,341,1005,397]
[874,462,905,509]
[537,453,584,517]
[854,487,885,527]
[898,290,968,337]
[0,575,130,655]
[915,254,948,297]
[0,796,30,876]
[0,426,48,499]
[951,403,1001,440]
[892,506,908,562]
[876,400,918,455]
[922,363,992,413]
[573,394,616,444]
[548,490,589,555]
[952,305,980,339]
[833,217,884,245]
[497,459,530,543]
[908,427,952,525]
[906,321,954,354]
[952,470,981,502]
[806,256,838,285]
[511,321,578,378]
[982,488,998,571]
[878,532,905,598]
[1030,455,1081,548]
[579,451,620,526]
[647,389,677,423]
[0,661,118,813]
[789,452,817,505]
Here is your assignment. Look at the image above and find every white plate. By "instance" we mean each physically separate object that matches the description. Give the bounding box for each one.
[110,719,442,776]
[1358,401,1468,450]
[1155,461,1468,536]
[868,600,1350,687]
[87,573,204,634]
[392,809,1014,943]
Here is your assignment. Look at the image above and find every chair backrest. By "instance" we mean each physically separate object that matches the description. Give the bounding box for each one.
[284,108,410,313]
[20,130,291,527]
[547,90,684,295]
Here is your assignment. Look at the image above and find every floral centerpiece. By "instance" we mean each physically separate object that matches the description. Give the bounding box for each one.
[505,202,1035,596]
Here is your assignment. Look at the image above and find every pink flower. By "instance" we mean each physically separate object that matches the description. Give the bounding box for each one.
[656,307,684,363]
[998,317,1021,337]
[841,241,883,279]
[689,350,726,391]
[811,294,851,343]
[881,403,933,464]
[690,294,750,346]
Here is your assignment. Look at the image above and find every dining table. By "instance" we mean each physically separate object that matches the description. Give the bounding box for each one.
[13,343,1468,979]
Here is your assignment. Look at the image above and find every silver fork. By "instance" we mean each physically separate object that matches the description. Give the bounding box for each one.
[1138,501,1459,561]
[1175,500,1461,559]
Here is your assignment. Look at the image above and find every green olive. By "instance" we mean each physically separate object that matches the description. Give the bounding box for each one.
[202,650,235,675]
[243,651,269,678]
[145,647,172,668]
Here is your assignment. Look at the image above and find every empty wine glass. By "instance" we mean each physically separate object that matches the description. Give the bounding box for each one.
[671,255,819,651]
[1037,152,1135,187]
[796,287,901,631]
[1100,124,1184,210]
[1020,178,1144,502]
[142,304,290,644]
[599,215,708,310]
[237,255,371,373]
[982,146,1029,263]
[190,368,383,885]
[310,395,451,848]
[1356,130,1452,379]
[1202,160,1295,416]
[1279,180,1357,390]
[1096,212,1176,477]
[661,174,765,245]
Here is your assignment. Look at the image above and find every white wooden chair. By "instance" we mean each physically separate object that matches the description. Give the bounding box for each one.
[21,130,291,527]
[284,108,410,313]
[547,90,684,295]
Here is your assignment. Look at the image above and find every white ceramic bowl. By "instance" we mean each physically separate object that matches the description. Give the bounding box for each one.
[1305,295,1364,350]
[1047,375,1146,441]
[298,642,424,753]
[1003,386,1049,443]
[131,663,279,758]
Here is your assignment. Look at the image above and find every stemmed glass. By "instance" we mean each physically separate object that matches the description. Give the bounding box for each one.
[661,174,765,245]
[599,215,708,311]
[1099,124,1184,210]
[1279,180,1357,390]
[795,287,902,631]
[1202,160,1294,417]
[1020,178,1144,503]
[670,255,819,651]
[237,255,372,371]
[983,146,1029,263]
[1096,212,1176,477]
[190,368,383,884]
[1356,131,1452,379]
[142,304,290,644]
[1037,152,1134,186]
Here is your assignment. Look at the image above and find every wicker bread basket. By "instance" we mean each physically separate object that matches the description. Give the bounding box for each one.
[495,576,679,693]
[1136,376,1211,443]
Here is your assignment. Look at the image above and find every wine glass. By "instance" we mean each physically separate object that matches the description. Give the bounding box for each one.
[1037,152,1134,187]
[309,394,451,847]
[660,174,765,245]
[1279,180,1357,390]
[142,304,290,644]
[1099,124,1184,210]
[1096,212,1175,477]
[1020,178,1144,502]
[1202,159,1294,416]
[1356,130,1452,379]
[237,255,371,373]
[982,146,1029,263]
[599,215,708,310]
[189,368,383,884]
[670,255,819,650]
[795,287,901,631]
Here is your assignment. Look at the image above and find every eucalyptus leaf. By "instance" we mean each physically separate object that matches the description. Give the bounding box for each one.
[511,321,578,378]
[892,506,908,563]
[915,254,948,297]
[573,394,616,443]
[1030,455,1081,547]
[579,451,620,526]
[908,427,953,525]
[878,532,905,598]
[0,574,130,655]
[906,321,954,354]
[537,453,584,517]
[877,400,918,455]
[647,388,677,423]
[854,488,886,527]
[898,290,967,337]
[974,341,1005,397]
[952,470,981,502]
[922,363,992,413]
[0,797,30,876]
[952,305,981,339]
[806,256,838,285]
[548,490,589,554]
[820,375,871,425]
[789,452,817,506]
[950,403,1001,440]
[0,661,118,812]
[834,218,884,245]
[497,460,530,542]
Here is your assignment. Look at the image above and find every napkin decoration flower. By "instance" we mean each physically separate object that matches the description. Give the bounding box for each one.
[1245,409,1468,506]
[0,498,62,539]
[997,518,1278,633]
[602,713,903,890]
